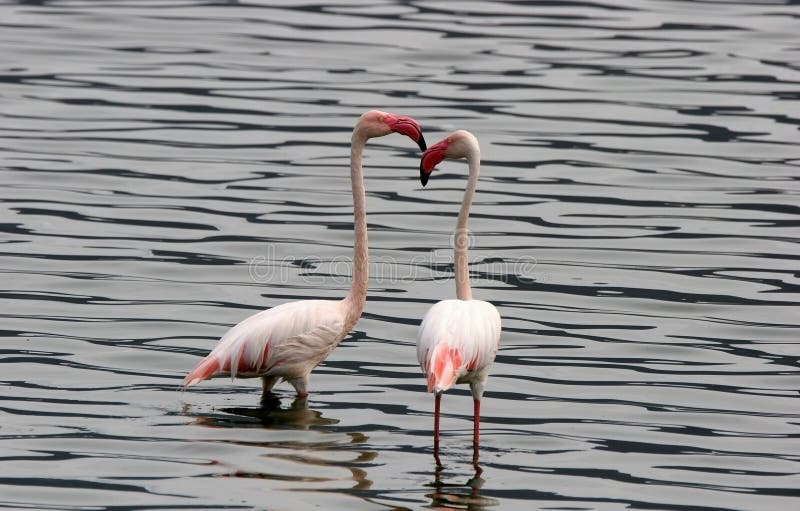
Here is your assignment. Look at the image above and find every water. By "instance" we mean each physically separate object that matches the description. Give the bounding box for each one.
[1,1,799,509]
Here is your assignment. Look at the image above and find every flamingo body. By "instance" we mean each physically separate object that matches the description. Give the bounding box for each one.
[183,299,347,394]
[416,130,500,467]
[418,299,500,397]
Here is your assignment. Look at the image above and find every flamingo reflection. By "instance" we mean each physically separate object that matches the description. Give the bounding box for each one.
[184,396,374,491]
[428,465,499,510]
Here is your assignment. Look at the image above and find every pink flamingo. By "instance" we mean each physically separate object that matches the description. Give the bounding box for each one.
[183,110,426,398]
[417,130,502,466]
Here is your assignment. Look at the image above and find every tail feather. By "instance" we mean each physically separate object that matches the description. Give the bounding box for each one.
[183,356,220,387]
[183,343,271,387]
[427,344,462,393]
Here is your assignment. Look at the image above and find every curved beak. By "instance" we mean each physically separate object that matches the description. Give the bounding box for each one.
[418,138,448,187]
[384,114,426,151]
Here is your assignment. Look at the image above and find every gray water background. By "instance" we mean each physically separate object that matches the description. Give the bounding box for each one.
[1,1,799,510]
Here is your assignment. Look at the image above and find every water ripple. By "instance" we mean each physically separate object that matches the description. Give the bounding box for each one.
[1,0,798,510]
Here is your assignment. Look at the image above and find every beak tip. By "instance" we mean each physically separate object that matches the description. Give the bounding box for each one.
[417,134,427,152]
[419,169,429,187]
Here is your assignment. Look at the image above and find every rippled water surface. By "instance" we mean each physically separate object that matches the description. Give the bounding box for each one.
[2,1,799,510]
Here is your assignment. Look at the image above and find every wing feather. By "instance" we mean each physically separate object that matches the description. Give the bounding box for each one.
[184,299,346,386]
[417,299,501,393]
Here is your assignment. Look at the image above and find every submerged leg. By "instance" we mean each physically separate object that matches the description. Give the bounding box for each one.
[260,376,281,408]
[287,376,309,398]
[262,375,279,394]
[259,391,281,409]
[433,392,442,467]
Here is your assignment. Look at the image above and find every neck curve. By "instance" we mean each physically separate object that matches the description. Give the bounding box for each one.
[342,131,369,330]
[455,144,480,301]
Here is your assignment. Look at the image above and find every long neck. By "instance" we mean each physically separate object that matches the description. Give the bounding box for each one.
[343,133,368,329]
[455,147,480,301]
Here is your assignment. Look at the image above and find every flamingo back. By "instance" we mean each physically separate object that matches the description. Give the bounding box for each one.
[183,299,347,387]
[417,299,501,395]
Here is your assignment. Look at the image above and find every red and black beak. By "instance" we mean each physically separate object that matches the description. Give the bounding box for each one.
[419,166,431,187]
[384,114,427,151]
[419,138,449,187]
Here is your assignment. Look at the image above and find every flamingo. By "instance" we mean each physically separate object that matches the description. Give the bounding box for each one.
[183,110,426,398]
[416,130,501,467]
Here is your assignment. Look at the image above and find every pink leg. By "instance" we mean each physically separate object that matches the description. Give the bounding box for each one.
[472,398,481,470]
[433,392,442,467]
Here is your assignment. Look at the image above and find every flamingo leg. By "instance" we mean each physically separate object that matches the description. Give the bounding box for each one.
[262,375,279,394]
[472,398,481,471]
[433,392,442,467]
[287,376,309,398]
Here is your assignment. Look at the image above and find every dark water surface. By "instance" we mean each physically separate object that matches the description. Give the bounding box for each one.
[1,1,799,510]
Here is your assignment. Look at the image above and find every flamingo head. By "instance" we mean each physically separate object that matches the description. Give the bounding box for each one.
[418,130,479,186]
[357,110,426,151]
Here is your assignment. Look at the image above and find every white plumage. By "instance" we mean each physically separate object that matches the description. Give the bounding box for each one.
[183,300,347,395]
[417,299,501,396]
